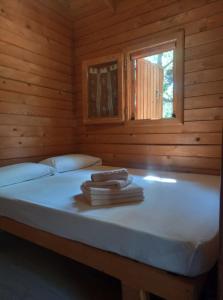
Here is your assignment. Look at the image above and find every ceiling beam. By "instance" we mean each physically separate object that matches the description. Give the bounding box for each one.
[104,0,116,12]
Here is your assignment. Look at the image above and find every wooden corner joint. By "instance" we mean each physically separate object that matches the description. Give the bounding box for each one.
[122,283,150,300]
[104,0,116,12]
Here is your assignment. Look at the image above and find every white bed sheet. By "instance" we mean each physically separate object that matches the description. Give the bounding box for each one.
[0,166,220,277]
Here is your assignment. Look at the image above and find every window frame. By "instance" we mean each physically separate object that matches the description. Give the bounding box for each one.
[125,30,184,126]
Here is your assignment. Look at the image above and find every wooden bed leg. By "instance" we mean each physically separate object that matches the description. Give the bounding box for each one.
[122,284,150,300]
[165,283,202,300]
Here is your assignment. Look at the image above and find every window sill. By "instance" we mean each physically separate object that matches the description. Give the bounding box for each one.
[125,117,183,127]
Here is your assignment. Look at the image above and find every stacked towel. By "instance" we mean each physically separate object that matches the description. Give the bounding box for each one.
[82,178,132,189]
[81,169,144,206]
[91,168,128,182]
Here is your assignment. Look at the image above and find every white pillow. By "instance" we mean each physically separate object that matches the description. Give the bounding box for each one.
[40,154,102,173]
[0,163,55,188]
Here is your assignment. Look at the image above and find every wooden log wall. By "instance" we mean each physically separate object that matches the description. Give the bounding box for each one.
[0,0,76,166]
[73,0,223,174]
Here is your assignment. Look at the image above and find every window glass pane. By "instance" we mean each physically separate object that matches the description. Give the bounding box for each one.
[132,49,175,120]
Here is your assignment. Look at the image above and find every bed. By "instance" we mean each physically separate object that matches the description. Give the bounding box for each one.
[0,164,220,300]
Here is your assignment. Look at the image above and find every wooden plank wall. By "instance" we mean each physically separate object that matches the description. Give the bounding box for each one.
[0,0,76,166]
[72,0,223,174]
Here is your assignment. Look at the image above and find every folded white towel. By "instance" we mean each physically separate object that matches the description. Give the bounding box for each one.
[82,195,144,206]
[82,177,132,189]
[91,168,128,182]
[81,184,144,206]
[83,192,143,201]
[81,170,144,206]
[81,183,143,195]
[81,183,144,206]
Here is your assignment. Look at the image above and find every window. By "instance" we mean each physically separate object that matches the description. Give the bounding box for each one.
[126,30,184,125]
[82,54,124,124]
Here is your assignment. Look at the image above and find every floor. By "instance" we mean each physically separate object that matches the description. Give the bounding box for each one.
[0,231,121,300]
[0,231,217,300]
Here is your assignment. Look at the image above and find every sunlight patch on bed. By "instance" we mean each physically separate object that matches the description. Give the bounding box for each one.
[143,175,177,183]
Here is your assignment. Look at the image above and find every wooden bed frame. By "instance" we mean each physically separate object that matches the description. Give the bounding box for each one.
[218,135,223,300]
[0,217,207,300]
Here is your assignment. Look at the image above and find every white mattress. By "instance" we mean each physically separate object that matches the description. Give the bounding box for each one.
[0,166,220,277]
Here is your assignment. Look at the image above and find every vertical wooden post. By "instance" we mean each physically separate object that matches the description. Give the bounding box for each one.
[122,284,150,300]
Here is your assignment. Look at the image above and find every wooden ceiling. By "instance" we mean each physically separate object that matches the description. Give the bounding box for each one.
[65,0,150,18]
[69,0,117,16]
